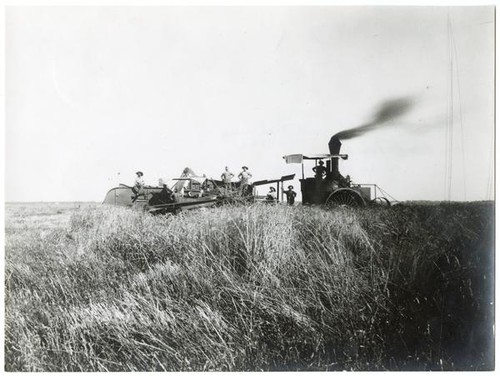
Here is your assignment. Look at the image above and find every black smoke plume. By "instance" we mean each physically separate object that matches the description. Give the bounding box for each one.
[333,97,414,140]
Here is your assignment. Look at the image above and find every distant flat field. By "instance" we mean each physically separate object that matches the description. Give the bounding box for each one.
[5,202,99,231]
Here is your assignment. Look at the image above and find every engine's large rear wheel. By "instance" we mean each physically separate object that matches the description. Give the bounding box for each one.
[326,189,366,207]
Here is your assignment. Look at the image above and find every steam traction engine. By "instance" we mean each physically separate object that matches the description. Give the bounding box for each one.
[283,136,391,207]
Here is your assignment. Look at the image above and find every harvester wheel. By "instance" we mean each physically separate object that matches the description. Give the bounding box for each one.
[326,189,365,208]
[371,197,391,206]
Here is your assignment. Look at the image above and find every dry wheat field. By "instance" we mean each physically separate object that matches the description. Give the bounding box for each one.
[4,201,494,371]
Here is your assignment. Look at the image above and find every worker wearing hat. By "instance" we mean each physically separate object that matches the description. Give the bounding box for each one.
[266,186,277,202]
[312,160,327,179]
[132,171,145,202]
[283,185,297,206]
[238,166,252,196]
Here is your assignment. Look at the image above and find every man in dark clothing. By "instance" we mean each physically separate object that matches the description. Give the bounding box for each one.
[312,161,327,179]
[283,185,297,206]
[149,184,175,206]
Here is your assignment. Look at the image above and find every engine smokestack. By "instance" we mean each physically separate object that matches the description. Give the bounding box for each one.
[328,136,342,175]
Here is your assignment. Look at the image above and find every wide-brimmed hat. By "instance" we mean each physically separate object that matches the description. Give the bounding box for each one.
[269,187,276,192]
[242,166,248,170]
[288,185,294,189]
[136,171,143,176]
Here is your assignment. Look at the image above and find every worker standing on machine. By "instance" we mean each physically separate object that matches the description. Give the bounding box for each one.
[221,166,234,190]
[238,166,253,196]
[312,160,327,179]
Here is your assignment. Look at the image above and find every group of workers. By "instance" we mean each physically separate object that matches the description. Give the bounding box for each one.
[220,166,253,196]
[131,167,297,206]
[130,157,355,205]
[265,185,297,206]
[221,166,297,206]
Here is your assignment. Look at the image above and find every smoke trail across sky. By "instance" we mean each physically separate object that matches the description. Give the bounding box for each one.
[334,97,414,140]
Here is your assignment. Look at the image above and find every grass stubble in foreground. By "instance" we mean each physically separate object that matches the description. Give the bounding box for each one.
[4,201,494,371]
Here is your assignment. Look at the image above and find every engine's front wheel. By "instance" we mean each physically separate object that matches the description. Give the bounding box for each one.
[371,197,391,206]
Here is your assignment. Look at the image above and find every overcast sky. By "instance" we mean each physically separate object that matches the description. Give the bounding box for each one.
[5,6,494,202]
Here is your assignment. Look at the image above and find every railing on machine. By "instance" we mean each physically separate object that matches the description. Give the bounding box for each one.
[354,184,398,203]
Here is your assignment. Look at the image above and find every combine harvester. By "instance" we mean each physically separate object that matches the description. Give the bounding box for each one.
[102,168,219,214]
[103,167,295,214]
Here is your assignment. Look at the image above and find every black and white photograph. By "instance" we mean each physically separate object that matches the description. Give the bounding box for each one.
[4,2,495,371]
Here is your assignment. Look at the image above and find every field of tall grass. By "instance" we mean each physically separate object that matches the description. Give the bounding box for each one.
[5,201,494,371]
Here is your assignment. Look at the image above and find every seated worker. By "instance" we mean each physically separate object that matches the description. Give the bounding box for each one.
[312,161,327,179]
[343,175,352,187]
[266,186,277,202]
[131,171,145,202]
[149,183,175,205]
[334,172,350,188]
[160,184,175,202]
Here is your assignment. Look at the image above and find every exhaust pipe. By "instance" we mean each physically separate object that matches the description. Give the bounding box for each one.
[328,136,342,176]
